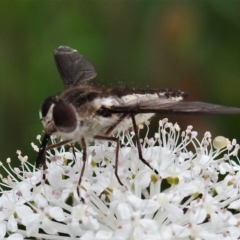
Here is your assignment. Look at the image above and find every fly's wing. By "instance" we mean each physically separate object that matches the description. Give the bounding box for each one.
[54,46,97,88]
[110,97,240,115]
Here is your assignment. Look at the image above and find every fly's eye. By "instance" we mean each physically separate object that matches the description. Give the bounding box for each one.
[41,96,56,118]
[53,101,77,133]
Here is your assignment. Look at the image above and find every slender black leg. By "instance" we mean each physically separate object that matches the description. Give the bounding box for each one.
[35,139,73,187]
[77,137,87,202]
[94,135,123,186]
[92,113,128,186]
[105,113,128,135]
[130,114,159,175]
[70,143,77,167]
[46,139,73,151]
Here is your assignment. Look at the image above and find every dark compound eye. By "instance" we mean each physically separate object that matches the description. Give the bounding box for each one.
[53,100,77,133]
[41,96,56,118]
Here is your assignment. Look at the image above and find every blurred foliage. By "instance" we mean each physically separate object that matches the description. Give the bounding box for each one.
[0,0,240,169]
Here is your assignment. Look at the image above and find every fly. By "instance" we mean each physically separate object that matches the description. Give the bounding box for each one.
[36,46,240,199]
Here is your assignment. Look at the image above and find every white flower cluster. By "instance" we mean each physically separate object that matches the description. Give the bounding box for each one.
[1,119,240,240]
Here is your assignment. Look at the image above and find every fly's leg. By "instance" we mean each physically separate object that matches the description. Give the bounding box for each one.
[130,114,159,175]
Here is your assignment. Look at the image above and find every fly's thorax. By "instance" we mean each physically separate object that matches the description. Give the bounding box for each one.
[72,96,124,137]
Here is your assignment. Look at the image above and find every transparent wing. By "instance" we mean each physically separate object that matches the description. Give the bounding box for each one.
[110,98,240,115]
[54,46,97,88]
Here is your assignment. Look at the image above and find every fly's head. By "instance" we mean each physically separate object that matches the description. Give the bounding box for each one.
[39,96,78,136]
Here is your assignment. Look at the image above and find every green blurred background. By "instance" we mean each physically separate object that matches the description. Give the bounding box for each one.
[1,1,240,168]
